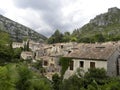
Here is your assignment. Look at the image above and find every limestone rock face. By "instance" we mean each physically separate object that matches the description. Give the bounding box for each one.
[0,15,47,42]
[72,7,120,42]
[90,7,120,26]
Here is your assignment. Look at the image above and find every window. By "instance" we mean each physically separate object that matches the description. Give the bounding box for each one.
[51,58,53,61]
[70,61,74,70]
[61,45,63,49]
[44,61,48,66]
[80,61,84,68]
[90,62,95,68]
[50,63,54,67]
[68,51,71,54]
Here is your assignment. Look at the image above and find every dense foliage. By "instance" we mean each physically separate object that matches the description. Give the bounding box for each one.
[0,31,13,64]
[47,28,120,44]
[0,31,23,65]
[47,30,73,44]
[0,63,52,90]
[52,73,61,90]
[60,68,120,90]
[59,57,72,78]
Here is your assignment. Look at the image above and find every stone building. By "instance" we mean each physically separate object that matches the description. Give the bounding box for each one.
[21,51,33,60]
[12,42,23,48]
[29,40,43,51]
[34,43,77,79]
[64,44,120,79]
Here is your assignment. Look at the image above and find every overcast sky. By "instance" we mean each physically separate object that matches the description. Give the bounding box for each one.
[0,0,120,37]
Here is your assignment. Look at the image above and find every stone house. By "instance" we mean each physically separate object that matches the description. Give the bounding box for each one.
[40,56,61,80]
[29,40,42,51]
[64,44,120,79]
[35,43,75,79]
[21,51,33,60]
[12,42,23,48]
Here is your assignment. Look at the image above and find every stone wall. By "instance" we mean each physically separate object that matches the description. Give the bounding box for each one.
[64,59,107,79]
[107,50,120,76]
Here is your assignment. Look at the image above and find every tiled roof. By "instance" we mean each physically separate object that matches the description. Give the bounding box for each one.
[64,44,117,60]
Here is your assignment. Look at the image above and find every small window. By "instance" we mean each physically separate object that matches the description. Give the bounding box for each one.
[50,63,54,67]
[51,58,53,61]
[90,62,95,68]
[68,51,71,54]
[70,61,74,70]
[61,45,63,49]
[80,61,84,68]
[44,61,48,66]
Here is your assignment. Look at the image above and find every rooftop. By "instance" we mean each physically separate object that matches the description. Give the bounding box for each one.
[64,44,117,60]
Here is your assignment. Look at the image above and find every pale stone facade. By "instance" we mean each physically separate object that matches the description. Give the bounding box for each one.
[64,59,107,79]
[12,42,23,48]
[21,51,33,60]
[64,44,120,79]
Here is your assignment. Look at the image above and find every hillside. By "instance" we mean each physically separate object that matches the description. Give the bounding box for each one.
[73,7,120,43]
[0,15,47,42]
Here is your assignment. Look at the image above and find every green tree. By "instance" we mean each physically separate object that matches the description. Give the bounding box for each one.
[16,63,52,90]
[0,30,11,45]
[94,33,105,42]
[0,45,13,64]
[63,32,71,42]
[13,48,22,59]
[84,68,108,85]
[0,64,18,90]
[47,30,63,44]
[16,64,33,90]
[59,57,72,78]
[23,40,30,51]
[60,75,85,90]
[0,63,53,90]
[26,40,30,51]
[52,73,61,90]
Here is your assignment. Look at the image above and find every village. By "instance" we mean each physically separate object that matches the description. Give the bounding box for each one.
[12,40,120,80]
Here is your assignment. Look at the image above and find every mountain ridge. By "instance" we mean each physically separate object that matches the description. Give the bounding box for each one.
[0,14,47,42]
[72,7,120,43]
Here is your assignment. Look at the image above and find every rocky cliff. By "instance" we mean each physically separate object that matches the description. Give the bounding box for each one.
[0,15,47,42]
[73,7,120,43]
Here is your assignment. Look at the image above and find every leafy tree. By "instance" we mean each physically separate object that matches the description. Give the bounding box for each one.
[0,31,16,64]
[94,33,105,42]
[16,63,52,90]
[84,68,108,85]
[62,32,71,42]
[13,48,22,59]
[60,75,85,90]
[47,37,55,44]
[70,37,77,42]
[26,40,30,51]
[0,45,13,64]
[23,40,30,51]
[59,57,72,78]
[0,64,18,90]
[0,63,52,90]
[16,64,33,90]
[47,30,63,44]
[52,73,61,90]
[32,60,43,70]
[78,37,92,43]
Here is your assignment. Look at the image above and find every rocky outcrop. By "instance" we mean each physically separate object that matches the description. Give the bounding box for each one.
[90,7,120,26]
[0,15,47,42]
[72,7,120,42]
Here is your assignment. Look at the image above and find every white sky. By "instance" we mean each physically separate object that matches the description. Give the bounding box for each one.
[0,0,120,37]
